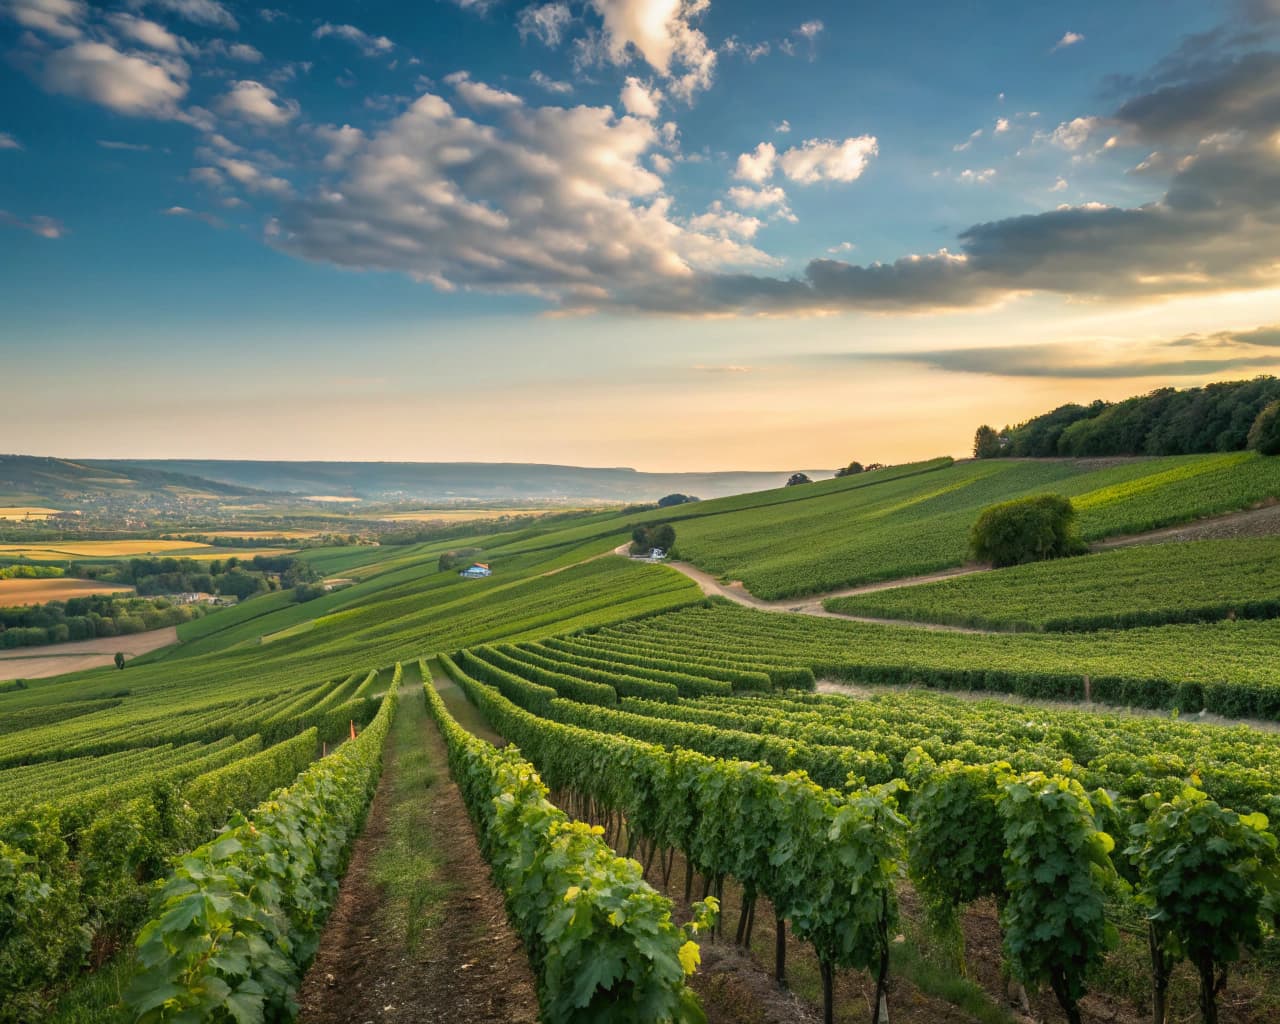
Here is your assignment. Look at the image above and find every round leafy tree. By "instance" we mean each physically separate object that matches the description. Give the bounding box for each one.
[969,494,1085,567]
[1247,399,1280,455]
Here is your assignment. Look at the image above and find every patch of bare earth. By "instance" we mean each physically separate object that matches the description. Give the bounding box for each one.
[1096,499,1280,546]
[296,694,539,1024]
[0,626,178,679]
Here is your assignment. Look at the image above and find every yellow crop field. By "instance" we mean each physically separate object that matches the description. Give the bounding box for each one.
[0,541,297,561]
[380,508,575,523]
[176,547,298,560]
[0,540,212,559]
[195,530,322,540]
[0,578,134,605]
[0,507,64,520]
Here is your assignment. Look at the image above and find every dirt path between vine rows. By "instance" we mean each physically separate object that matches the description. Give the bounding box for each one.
[297,684,539,1024]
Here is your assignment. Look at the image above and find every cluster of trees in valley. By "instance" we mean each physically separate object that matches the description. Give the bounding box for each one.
[974,377,1280,459]
[0,593,205,648]
[76,554,320,601]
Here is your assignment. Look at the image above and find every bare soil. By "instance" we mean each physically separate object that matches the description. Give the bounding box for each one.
[296,690,539,1024]
[1095,499,1280,546]
[0,626,178,680]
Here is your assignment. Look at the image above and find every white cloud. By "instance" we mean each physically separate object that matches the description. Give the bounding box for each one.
[994,117,1010,134]
[444,70,524,109]
[953,128,982,152]
[0,210,65,238]
[778,136,878,183]
[1050,176,1068,191]
[190,165,224,186]
[727,184,786,210]
[728,184,794,221]
[733,141,776,182]
[6,0,86,39]
[519,2,572,46]
[216,155,291,195]
[43,41,189,119]
[163,204,223,227]
[530,70,573,94]
[258,8,286,22]
[774,119,790,133]
[688,200,761,239]
[721,35,769,61]
[0,132,22,150]
[958,167,996,184]
[1044,115,1099,150]
[271,90,773,305]
[827,240,854,254]
[586,0,717,100]
[314,123,364,168]
[313,23,394,56]
[795,19,823,39]
[137,0,237,30]
[651,152,672,173]
[217,79,299,125]
[620,76,662,118]
[1052,31,1085,51]
[105,12,183,53]
[206,131,239,151]
[734,136,879,186]
[98,138,151,150]
[206,39,264,62]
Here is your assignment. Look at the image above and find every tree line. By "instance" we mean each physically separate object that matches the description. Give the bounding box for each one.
[0,594,206,649]
[973,377,1280,459]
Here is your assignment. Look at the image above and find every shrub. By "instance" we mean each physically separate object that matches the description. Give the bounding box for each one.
[969,494,1085,567]
[1247,399,1280,456]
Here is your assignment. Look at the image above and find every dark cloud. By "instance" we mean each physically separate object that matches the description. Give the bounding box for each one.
[1114,51,1280,142]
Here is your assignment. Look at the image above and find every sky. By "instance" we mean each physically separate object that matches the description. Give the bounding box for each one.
[2,0,1279,471]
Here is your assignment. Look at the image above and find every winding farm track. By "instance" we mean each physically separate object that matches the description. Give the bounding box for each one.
[638,501,1280,635]
[659,558,997,633]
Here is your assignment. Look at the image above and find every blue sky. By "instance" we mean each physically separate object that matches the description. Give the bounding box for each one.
[2,0,1279,469]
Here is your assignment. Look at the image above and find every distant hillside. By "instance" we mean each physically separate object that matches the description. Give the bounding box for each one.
[976,377,1280,459]
[103,460,831,504]
[0,455,262,503]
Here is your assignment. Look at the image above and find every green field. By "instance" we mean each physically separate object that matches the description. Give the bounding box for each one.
[826,536,1280,631]
[6,449,1280,1024]
[671,452,1280,598]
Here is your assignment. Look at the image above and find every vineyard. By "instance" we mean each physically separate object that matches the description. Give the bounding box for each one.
[435,646,1280,1024]
[3,450,1280,1024]
[670,452,1280,598]
[825,536,1280,631]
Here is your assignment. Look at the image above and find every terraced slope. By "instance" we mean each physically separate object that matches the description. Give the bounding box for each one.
[671,452,1280,598]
